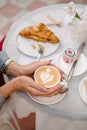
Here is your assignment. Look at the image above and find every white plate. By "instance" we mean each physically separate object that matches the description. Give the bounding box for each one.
[16,25,60,57]
[57,52,87,76]
[79,76,87,104]
[28,92,66,105]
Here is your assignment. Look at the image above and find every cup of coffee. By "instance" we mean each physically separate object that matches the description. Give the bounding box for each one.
[34,66,61,88]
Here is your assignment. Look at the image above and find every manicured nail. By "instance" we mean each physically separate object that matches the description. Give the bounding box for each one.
[49,59,53,62]
[59,87,69,93]
[41,87,48,92]
[62,74,66,78]
[59,81,65,86]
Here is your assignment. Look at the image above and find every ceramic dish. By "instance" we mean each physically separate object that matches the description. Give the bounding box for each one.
[57,52,87,76]
[16,25,60,57]
[79,76,87,104]
[28,92,67,105]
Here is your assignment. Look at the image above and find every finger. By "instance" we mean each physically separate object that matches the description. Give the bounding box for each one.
[46,85,62,95]
[35,60,52,67]
[61,74,66,81]
[28,77,48,92]
[24,77,63,97]
[41,85,62,97]
[26,85,62,97]
[49,63,64,74]
[49,63,64,81]
[25,86,48,96]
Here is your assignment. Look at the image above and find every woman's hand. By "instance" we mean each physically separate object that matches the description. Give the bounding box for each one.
[22,60,64,76]
[14,76,63,96]
[5,60,64,98]
[7,60,52,77]
[7,59,64,81]
[20,60,53,76]
[0,76,62,99]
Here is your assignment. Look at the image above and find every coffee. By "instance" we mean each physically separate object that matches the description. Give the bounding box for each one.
[34,66,61,88]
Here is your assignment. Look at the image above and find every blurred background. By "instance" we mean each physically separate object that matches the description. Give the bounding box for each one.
[0,0,87,40]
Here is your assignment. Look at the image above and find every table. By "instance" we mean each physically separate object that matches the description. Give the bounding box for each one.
[3,3,87,130]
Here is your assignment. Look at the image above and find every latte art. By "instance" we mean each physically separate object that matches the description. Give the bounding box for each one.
[34,66,61,88]
[40,68,54,83]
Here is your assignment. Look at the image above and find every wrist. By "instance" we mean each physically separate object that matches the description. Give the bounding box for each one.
[6,62,25,77]
[1,58,13,74]
[0,78,19,99]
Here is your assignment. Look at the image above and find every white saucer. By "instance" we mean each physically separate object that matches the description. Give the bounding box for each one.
[57,53,87,76]
[79,76,87,104]
[28,92,67,105]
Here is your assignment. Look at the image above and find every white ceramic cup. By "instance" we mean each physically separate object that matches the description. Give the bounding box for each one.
[34,66,61,88]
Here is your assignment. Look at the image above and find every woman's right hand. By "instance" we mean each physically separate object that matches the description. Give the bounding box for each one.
[15,76,63,97]
[0,76,62,99]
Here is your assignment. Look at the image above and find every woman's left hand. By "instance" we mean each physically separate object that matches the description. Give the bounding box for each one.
[21,60,52,76]
[7,60,52,77]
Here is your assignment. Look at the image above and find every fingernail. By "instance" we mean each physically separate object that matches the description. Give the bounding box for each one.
[62,74,66,78]
[41,87,48,92]
[59,87,69,93]
[59,81,65,86]
[49,59,53,62]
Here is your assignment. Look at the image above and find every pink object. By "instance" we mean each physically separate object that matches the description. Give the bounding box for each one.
[63,48,75,63]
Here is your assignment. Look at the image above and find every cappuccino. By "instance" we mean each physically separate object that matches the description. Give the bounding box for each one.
[34,66,61,88]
